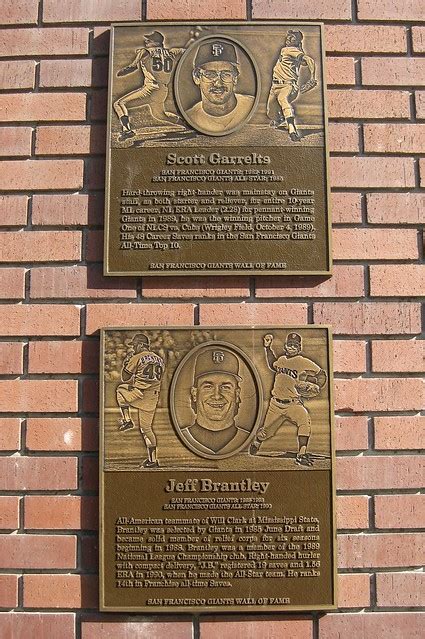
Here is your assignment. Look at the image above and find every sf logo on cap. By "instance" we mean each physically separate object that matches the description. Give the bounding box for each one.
[212,350,225,363]
[212,43,224,57]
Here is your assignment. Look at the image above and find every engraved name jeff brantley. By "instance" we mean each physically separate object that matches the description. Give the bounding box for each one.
[165,478,270,494]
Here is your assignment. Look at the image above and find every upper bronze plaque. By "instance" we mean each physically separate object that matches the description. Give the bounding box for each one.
[105,22,331,276]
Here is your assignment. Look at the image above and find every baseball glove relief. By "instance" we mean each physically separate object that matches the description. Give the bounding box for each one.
[300,78,318,94]
[295,381,320,399]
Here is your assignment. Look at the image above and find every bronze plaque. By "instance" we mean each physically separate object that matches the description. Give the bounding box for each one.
[100,326,336,612]
[105,22,331,276]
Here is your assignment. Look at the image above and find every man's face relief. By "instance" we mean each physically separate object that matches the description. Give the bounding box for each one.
[191,372,239,430]
[195,61,238,107]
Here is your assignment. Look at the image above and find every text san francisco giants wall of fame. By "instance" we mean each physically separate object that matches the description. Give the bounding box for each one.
[100,326,336,612]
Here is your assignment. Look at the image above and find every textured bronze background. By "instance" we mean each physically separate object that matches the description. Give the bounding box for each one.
[105,22,331,276]
[100,327,336,612]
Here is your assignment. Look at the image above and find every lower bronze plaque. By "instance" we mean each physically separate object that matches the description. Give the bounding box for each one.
[105,22,331,276]
[100,326,336,612]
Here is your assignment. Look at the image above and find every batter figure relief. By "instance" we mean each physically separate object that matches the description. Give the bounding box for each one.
[250,332,327,466]
[116,333,165,468]
[267,29,318,142]
[114,27,205,141]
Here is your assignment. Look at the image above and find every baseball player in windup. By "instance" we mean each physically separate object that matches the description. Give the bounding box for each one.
[267,29,318,142]
[249,332,327,466]
[116,333,165,468]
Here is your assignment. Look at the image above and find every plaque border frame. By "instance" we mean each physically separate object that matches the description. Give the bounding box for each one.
[104,21,332,277]
[99,325,337,613]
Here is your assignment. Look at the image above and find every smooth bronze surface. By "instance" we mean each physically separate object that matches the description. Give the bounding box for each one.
[100,326,336,612]
[105,22,331,276]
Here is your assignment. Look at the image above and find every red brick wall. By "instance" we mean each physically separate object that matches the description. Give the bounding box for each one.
[0,1,423,637]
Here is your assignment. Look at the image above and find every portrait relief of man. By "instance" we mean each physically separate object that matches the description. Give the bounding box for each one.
[186,39,256,135]
[180,346,250,456]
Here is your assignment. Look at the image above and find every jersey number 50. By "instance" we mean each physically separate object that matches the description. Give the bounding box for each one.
[152,57,173,72]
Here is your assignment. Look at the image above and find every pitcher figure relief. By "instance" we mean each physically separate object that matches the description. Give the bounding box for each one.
[250,332,327,466]
[116,333,164,468]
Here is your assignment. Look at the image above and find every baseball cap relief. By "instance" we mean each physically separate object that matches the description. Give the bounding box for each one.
[286,332,302,346]
[194,347,242,380]
[194,40,239,67]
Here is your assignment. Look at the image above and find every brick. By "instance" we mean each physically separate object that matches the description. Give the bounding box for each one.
[367,193,425,225]
[0,127,32,157]
[25,495,97,530]
[362,58,425,86]
[32,194,92,226]
[0,342,24,374]
[372,339,424,373]
[0,94,86,122]
[337,573,371,608]
[90,89,107,121]
[26,418,98,451]
[421,158,425,187]
[81,535,98,572]
[81,455,98,491]
[326,57,356,85]
[0,418,21,451]
[1,0,39,25]
[31,266,137,299]
[335,416,369,451]
[256,266,364,299]
[377,572,425,607]
[335,378,424,411]
[24,574,97,609]
[86,303,194,334]
[0,380,78,412]
[0,614,75,639]
[0,496,20,529]
[148,1,246,19]
[325,25,406,53]
[328,89,410,119]
[314,302,421,335]
[0,28,88,57]
[0,574,19,608]
[358,0,425,21]
[375,495,425,529]
[364,124,425,154]
[320,612,424,639]
[0,305,80,336]
[331,193,362,224]
[0,231,81,262]
[0,60,35,89]
[0,457,77,490]
[0,535,76,569]
[416,91,425,119]
[39,58,108,88]
[82,621,193,639]
[85,229,103,261]
[370,265,425,297]
[337,495,369,529]
[338,533,425,569]
[143,276,250,299]
[412,27,425,53]
[43,0,141,22]
[253,0,351,19]
[198,619,312,639]
[0,269,26,299]
[330,157,415,188]
[334,228,418,260]
[328,123,359,153]
[333,340,367,373]
[0,196,28,226]
[374,416,425,450]
[0,160,84,191]
[337,455,424,490]
[92,27,110,55]
[28,341,97,374]
[200,303,307,325]
[36,125,105,155]
[81,379,98,414]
